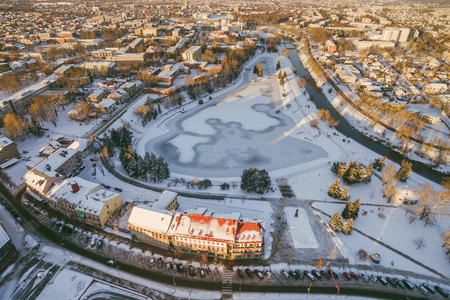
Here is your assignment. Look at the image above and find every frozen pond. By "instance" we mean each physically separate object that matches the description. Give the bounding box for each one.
[146,79,328,178]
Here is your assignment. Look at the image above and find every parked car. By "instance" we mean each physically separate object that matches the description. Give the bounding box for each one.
[369,275,377,283]
[385,277,397,288]
[166,262,171,271]
[200,269,206,278]
[289,270,299,280]
[377,276,388,286]
[422,283,434,294]
[343,272,351,281]
[281,270,289,279]
[416,284,429,295]
[359,274,369,282]
[245,268,253,278]
[5,204,12,211]
[101,184,111,189]
[114,187,123,192]
[106,260,115,266]
[254,270,264,280]
[303,271,315,281]
[435,286,449,298]
[157,257,162,268]
[237,269,244,279]
[0,199,7,206]
[350,272,359,280]
[96,240,103,249]
[294,269,304,280]
[328,270,339,280]
[11,211,19,218]
[311,270,322,280]
[90,238,97,248]
[92,169,96,176]
[188,266,196,276]
[402,279,414,290]
[264,271,272,279]
[15,216,23,224]
[149,257,155,266]
[177,264,184,273]
[392,278,403,289]
[320,270,330,280]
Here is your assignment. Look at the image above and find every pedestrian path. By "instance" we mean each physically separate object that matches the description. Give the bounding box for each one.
[221,270,233,299]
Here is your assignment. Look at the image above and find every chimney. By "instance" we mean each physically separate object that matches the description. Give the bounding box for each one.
[71,182,80,193]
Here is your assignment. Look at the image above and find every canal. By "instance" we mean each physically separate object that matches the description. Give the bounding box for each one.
[287,46,446,184]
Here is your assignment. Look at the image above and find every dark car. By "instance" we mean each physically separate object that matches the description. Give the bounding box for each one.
[289,270,300,280]
[343,272,351,281]
[96,240,103,249]
[294,269,303,280]
[320,270,330,280]
[385,277,397,288]
[15,216,23,224]
[157,257,162,268]
[101,184,111,189]
[402,279,414,290]
[177,264,184,273]
[435,286,449,298]
[311,270,322,280]
[377,276,388,286]
[392,278,403,289]
[188,266,196,276]
[237,269,244,279]
[5,204,12,211]
[328,270,339,280]
[0,199,7,206]
[422,283,434,294]
[11,211,19,218]
[114,187,123,192]
[350,272,359,281]
[245,268,253,278]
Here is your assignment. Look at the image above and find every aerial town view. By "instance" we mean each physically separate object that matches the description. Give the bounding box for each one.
[0,0,449,299]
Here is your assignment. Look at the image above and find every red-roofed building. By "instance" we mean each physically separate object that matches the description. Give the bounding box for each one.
[232,222,263,259]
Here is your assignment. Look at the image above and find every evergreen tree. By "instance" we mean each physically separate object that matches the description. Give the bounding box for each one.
[276,60,280,70]
[351,199,361,219]
[342,201,353,219]
[340,186,350,201]
[329,213,344,232]
[328,179,342,199]
[397,160,412,182]
[331,162,340,174]
[240,168,271,194]
[343,218,354,235]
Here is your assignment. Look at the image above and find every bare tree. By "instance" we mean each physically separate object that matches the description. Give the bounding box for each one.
[442,230,450,250]
[414,236,427,249]
[414,183,450,226]
[382,163,397,202]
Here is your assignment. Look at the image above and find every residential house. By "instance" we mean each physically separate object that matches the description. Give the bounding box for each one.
[88,89,106,103]
[0,136,21,165]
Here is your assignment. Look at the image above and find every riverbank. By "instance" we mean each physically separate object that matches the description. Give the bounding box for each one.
[293,42,449,180]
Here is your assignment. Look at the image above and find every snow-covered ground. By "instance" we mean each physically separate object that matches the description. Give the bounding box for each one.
[0,44,448,299]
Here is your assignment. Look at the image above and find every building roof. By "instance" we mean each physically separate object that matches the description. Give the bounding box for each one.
[153,190,177,209]
[168,213,239,243]
[128,205,174,233]
[0,223,11,249]
[34,147,78,177]
[0,136,14,150]
[235,222,262,243]
[48,176,120,216]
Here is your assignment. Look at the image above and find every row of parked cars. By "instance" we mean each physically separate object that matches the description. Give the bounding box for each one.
[1,197,23,224]
[148,257,208,278]
[236,268,448,298]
